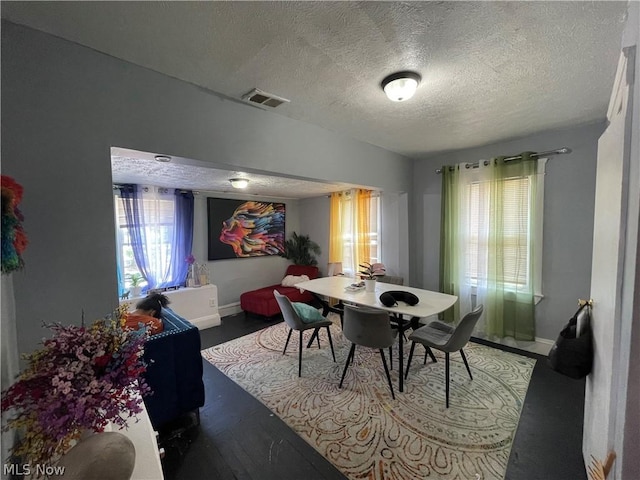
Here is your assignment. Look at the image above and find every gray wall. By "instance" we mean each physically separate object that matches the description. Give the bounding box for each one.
[298,196,331,276]
[411,122,605,340]
[1,22,412,356]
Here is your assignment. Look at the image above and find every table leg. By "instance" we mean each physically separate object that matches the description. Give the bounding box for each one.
[394,313,405,393]
[399,327,404,392]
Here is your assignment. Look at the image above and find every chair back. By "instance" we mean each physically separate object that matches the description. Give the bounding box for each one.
[443,304,484,352]
[377,275,404,285]
[342,305,396,349]
[273,290,304,331]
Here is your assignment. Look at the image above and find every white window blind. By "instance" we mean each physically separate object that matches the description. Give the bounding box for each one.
[466,176,531,288]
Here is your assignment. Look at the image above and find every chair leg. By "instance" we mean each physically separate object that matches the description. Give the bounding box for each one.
[425,346,437,364]
[460,348,472,380]
[379,349,395,400]
[405,341,417,380]
[445,352,450,408]
[298,331,303,377]
[306,329,318,348]
[339,344,356,388]
[325,326,336,362]
[283,329,293,355]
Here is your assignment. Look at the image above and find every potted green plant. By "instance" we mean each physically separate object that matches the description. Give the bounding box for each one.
[126,272,145,297]
[359,262,386,292]
[282,232,321,266]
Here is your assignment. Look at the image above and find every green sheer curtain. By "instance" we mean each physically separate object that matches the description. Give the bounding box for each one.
[439,153,539,340]
[483,153,538,340]
[439,165,462,323]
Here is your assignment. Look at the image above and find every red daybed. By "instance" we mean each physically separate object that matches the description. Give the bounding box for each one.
[240,265,319,318]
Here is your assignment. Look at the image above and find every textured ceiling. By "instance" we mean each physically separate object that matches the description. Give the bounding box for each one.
[111,148,360,199]
[2,1,629,196]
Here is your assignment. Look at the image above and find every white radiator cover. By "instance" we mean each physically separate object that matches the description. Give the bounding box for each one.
[121,284,221,330]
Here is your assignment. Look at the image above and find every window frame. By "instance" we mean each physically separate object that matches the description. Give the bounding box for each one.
[113,186,177,291]
[339,192,382,277]
[464,158,546,301]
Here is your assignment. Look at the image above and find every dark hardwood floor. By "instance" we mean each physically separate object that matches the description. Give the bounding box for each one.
[160,313,587,480]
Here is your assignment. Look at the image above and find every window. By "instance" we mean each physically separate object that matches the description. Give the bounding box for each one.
[114,189,175,290]
[464,160,545,298]
[467,177,529,287]
[335,191,381,276]
[114,185,194,294]
[440,154,544,337]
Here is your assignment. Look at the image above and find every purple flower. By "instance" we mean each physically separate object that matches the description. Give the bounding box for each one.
[0,311,151,464]
[186,254,196,265]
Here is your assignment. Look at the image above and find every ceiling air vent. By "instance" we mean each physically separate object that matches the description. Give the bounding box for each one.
[242,88,290,108]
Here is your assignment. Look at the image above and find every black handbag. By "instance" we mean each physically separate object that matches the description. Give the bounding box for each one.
[548,303,593,379]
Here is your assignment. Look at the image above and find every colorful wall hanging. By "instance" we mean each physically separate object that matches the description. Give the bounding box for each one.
[1,175,28,274]
[207,197,285,260]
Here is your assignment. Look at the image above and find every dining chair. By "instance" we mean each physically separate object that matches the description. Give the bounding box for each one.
[273,290,336,377]
[405,304,484,407]
[339,304,399,399]
[376,275,404,285]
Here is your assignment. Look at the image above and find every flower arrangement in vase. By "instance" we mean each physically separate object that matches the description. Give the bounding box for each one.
[1,307,151,465]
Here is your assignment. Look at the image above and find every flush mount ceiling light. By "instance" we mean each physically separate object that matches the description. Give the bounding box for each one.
[381,71,421,102]
[154,155,172,163]
[229,178,249,189]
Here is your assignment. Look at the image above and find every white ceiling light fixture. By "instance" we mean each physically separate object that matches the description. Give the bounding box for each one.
[229,178,249,189]
[381,71,421,102]
[154,155,172,163]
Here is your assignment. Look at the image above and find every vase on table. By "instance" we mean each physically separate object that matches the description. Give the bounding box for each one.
[364,279,376,292]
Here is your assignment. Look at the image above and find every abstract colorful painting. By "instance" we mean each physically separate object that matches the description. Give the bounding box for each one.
[207,198,286,260]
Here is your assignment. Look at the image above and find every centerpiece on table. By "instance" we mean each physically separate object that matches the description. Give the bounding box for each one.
[359,262,386,292]
[0,307,151,467]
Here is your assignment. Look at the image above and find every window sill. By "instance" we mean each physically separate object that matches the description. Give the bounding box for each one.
[468,286,544,305]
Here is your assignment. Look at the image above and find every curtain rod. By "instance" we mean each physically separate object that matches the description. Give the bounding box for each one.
[112,185,200,194]
[434,147,572,174]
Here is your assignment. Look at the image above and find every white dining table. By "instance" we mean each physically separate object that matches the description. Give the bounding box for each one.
[296,276,458,392]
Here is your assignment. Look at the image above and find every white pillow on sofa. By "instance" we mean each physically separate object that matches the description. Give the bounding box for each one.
[281,274,310,287]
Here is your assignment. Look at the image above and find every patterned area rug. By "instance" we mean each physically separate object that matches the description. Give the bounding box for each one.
[202,317,535,480]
